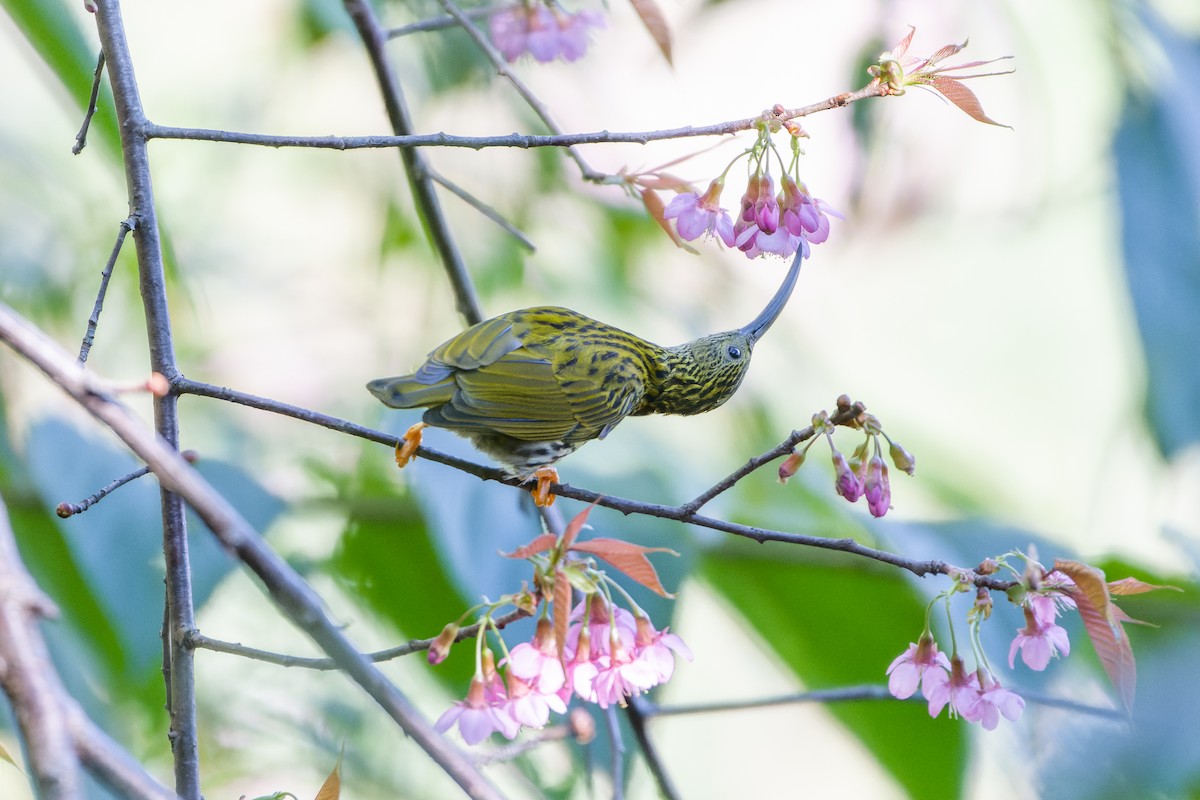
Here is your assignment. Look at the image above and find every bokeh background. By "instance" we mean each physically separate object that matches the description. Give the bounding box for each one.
[2,0,1199,797]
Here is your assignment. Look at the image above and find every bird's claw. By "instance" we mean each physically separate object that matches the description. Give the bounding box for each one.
[531,466,559,507]
[395,422,427,468]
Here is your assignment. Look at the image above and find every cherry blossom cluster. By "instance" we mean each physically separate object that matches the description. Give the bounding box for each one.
[778,401,915,518]
[435,598,691,745]
[659,120,840,261]
[431,504,689,746]
[885,565,1076,730]
[489,2,605,64]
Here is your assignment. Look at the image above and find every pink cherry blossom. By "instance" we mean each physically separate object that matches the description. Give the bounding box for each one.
[663,180,736,246]
[435,677,521,745]
[885,635,950,700]
[501,673,567,728]
[924,656,982,722]
[489,4,605,64]
[634,616,693,683]
[507,619,567,694]
[1008,604,1070,671]
[974,676,1025,730]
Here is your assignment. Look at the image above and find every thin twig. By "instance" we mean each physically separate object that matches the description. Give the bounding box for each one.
[678,401,865,516]
[436,0,600,181]
[72,50,106,155]
[640,684,1126,722]
[77,217,135,365]
[427,165,536,252]
[141,82,887,153]
[186,607,531,670]
[342,0,485,325]
[67,704,178,800]
[56,465,150,518]
[386,6,495,38]
[625,695,681,800]
[0,301,503,800]
[90,3,201,795]
[472,724,572,764]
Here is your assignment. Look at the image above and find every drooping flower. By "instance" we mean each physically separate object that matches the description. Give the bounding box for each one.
[974,674,1025,730]
[634,615,693,684]
[924,655,982,722]
[501,672,567,729]
[663,180,736,246]
[1008,604,1071,671]
[507,619,567,694]
[435,676,521,745]
[885,634,950,700]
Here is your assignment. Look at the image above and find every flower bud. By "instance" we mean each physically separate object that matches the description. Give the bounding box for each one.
[888,440,917,476]
[427,622,459,665]
[778,450,806,483]
[569,708,596,744]
[973,587,993,621]
[832,449,864,502]
[864,455,891,517]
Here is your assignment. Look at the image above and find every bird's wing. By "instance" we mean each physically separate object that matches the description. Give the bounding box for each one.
[430,351,585,441]
[551,349,646,441]
[416,316,524,384]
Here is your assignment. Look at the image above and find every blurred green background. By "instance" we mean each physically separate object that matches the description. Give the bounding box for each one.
[1,0,1199,797]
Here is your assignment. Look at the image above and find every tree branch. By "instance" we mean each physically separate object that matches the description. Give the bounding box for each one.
[172,375,1015,591]
[90,2,201,795]
[0,301,502,800]
[342,0,484,325]
[141,82,887,153]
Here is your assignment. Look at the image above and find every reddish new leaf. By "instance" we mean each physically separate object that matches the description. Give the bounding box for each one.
[927,75,1010,127]
[570,538,678,598]
[553,566,571,660]
[562,501,600,550]
[629,0,672,64]
[1108,576,1182,596]
[501,533,558,560]
[1056,559,1136,714]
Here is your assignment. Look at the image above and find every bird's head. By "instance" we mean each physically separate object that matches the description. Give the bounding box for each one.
[659,251,802,415]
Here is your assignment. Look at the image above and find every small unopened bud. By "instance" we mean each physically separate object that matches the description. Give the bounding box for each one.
[888,440,916,476]
[427,622,459,665]
[146,372,170,397]
[836,394,853,411]
[973,587,993,621]
[778,450,806,483]
[181,449,199,464]
[832,449,864,502]
[568,708,596,744]
[976,558,999,576]
[864,455,891,517]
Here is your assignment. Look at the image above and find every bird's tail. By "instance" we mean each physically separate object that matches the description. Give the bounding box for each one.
[366,375,455,409]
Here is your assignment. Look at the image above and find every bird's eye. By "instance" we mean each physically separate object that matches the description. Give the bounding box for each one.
[727,345,742,360]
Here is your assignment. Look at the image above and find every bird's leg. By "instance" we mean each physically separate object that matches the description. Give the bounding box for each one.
[530,466,559,508]
[395,422,427,468]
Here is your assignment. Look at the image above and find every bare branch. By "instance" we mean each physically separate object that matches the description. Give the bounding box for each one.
[72,51,106,156]
[342,0,484,325]
[141,82,887,153]
[91,3,201,793]
[625,695,681,800]
[186,607,531,670]
[0,496,83,799]
[0,301,502,800]
[77,217,135,365]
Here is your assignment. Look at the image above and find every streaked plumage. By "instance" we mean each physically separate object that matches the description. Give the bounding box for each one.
[368,252,802,477]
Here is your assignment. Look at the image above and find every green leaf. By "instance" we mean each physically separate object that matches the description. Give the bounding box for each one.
[700,547,966,799]
[1113,17,1200,458]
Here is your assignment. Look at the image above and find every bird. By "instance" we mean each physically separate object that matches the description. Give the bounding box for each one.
[368,251,802,506]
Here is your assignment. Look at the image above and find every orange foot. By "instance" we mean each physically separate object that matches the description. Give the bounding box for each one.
[531,466,559,508]
[395,422,427,468]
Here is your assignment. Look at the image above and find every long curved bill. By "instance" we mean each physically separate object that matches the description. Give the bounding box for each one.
[740,249,803,343]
